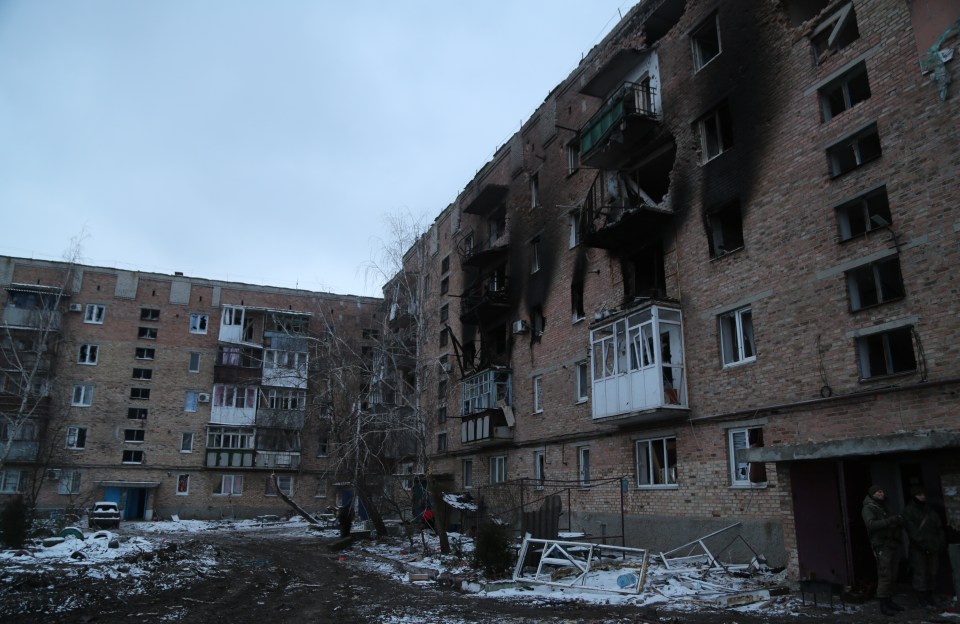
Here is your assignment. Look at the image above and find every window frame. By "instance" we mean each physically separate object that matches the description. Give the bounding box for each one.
[836,186,892,242]
[131,367,153,381]
[189,313,209,334]
[462,459,474,489]
[135,347,155,360]
[575,361,589,403]
[139,308,160,321]
[827,123,882,177]
[719,307,756,367]
[180,432,194,453]
[65,426,87,450]
[176,474,190,496]
[130,387,151,400]
[265,475,294,497]
[728,426,766,488]
[820,62,871,122]
[697,102,733,163]
[58,469,81,495]
[188,352,201,373]
[856,326,917,380]
[77,343,99,365]
[846,256,905,311]
[121,449,144,464]
[437,432,447,452]
[578,447,591,486]
[137,326,158,340]
[84,304,105,324]
[216,474,243,496]
[691,12,722,72]
[533,375,543,413]
[636,436,678,488]
[533,450,545,490]
[123,429,145,444]
[71,384,94,407]
[0,469,25,493]
[127,407,147,420]
[490,455,507,484]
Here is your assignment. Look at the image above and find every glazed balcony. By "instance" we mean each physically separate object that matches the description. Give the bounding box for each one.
[2,307,61,331]
[460,368,514,446]
[4,441,40,462]
[590,303,688,426]
[256,408,306,430]
[579,81,661,170]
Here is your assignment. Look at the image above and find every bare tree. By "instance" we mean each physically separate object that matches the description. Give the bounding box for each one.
[0,236,84,507]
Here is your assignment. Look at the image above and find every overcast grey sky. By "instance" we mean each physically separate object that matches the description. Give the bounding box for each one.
[0,1,630,297]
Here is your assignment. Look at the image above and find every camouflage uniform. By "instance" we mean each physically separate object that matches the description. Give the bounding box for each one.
[862,494,903,599]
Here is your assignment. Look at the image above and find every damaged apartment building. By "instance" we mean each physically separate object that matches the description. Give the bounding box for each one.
[0,256,382,520]
[401,0,960,587]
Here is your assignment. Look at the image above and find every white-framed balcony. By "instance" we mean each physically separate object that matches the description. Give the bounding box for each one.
[590,304,688,424]
[209,384,258,425]
[460,368,514,446]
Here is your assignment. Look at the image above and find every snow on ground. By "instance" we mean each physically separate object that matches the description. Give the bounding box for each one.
[0,516,873,619]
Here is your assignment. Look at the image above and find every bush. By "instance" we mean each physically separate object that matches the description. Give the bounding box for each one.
[472,520,514,577]
[1,496,31,548]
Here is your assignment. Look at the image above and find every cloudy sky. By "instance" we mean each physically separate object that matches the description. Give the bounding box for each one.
[0,1,630,297]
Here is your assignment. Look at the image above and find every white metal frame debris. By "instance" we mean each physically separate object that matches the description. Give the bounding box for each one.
[513,534,649,594]
[658,522,763,572]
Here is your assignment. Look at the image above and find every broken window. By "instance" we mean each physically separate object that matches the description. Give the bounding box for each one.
[820,62,871,121]
[130,387,151,400]
[65,426,87,450]
[707,201,744,258]
[530,173,540,208]
[836,186,892,241]
[0,470,25,494]
[530,237,542,273]
[127,408,147,420]
[533,375,543,413]
[140,308,160,321]
[437,405,447,423]
[180,432,194,452]
[84,304,105,324]
[176,474,190,495]
[719,307,756,367]
[462,459,474,488]
[571,280,585,323]
[691,12,721,71]
[440,277,449,295]
[124,429,145,443]
[77,344,99,365]
[637,437,677,487]
[534,450,545,489]
[135,347,155,360]
[846,256,905,311]
[439,327,449,347]
[71,384,93,407]
[184,391,199,413]
[729,427,766,486]
[189,313,209,334]
[488,207,506,246]
[137,326,158,340]
[828,123,881,177]
[266,389,306,410]
[857,326,916,379]
[131,368,152,380]
[441,255,450,274]
[438,378,447,399]
[121,449,144,464]
[575,361,589,403]
[697,101,733,162]
[531,306,546,344]
[811,2,859,64]
[623,243,666,302]
[437,432,447,452]
[490,455,507,484]
[578,447,591,486]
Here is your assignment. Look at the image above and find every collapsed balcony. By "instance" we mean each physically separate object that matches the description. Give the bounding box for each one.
[590,303,688,425]
[460,271,510,325]
[581,161,675,250]
[460,368,514,446]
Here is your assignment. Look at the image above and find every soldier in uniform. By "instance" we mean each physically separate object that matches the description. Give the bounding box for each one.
[863,484,905,616]
[902,486,945,607]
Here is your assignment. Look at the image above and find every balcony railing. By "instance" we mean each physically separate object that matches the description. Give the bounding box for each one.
[590,304,688,424]
[256,450,301,469]
[579,81,661,169]
[460,276,510,324]
[205,448,255,468]
[256,408,306,429]
[2,308,61,331]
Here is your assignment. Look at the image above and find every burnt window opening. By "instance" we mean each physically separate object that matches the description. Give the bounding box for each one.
[691,12,721,71]
[530,306,545,344]
[571,281,585,323]
[837,186,892,241]
[708,201,745,258]
[441,255,450,274]
[439,304,449,323]
[438,379,447,399]
[828,124,881,177]
[846,256,905,311]
[567,142,580,175]
[488,206,506,246]
[820,62,871,122]
[696,101,733,163]
[568,210,581,248]
[857,326,917,379]
[440,277,449,295]
[530,173,540,208]
[437,405,447,423]
[623,244,666,303]
[530,237,542,274]
[811,3,859,64]
[439,328,449,347]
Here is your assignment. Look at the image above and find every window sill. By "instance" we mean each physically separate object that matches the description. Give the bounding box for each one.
[849,296,905,314]
[176,492,189,496]
[575,399,588,405]
[180,450,193,454]
[730,483,767,490]
[572,316,585,325]
[721,357,756,370]
[637,484,679,490]
[858,369,918,384]
[709,246,744,262]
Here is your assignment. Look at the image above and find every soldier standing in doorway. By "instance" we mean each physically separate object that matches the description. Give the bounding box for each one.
[902,486,945,608]
[863,484,906,616]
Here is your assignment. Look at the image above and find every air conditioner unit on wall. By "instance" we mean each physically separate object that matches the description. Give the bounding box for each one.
[68,303,83,312]
[512,320,529,334]
[46,469,61,480]
[198,393,211,403]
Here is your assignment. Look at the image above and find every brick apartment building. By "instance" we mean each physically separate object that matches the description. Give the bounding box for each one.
[0,256,383,520]
[399,0,960,587]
